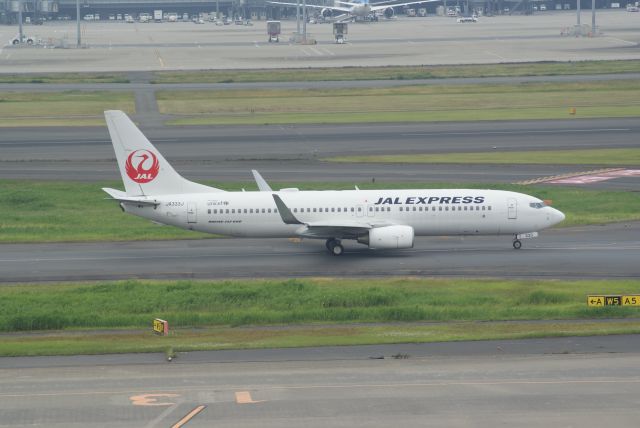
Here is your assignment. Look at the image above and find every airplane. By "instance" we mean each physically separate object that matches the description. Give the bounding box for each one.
[268,0,435,21]
[103,110,565,256]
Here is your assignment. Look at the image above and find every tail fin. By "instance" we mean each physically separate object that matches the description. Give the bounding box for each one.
[104,110,224,196]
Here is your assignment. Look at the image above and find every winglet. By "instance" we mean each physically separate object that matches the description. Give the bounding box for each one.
[252,170,273,192]
[272,194,303,225]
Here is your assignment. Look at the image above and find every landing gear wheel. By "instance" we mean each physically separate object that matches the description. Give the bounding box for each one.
[513,240,522,250]
[326,238,344,256]
[331,243,344,256]
[326,238,337,251]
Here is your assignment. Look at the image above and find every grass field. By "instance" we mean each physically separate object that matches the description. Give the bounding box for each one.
[0,180,638,243]
[326,148,640,166]
[159,80,640,126]
[151,60,640,83]
[1,278,639,356]
[0,91,135,127]
[0,73,129,84]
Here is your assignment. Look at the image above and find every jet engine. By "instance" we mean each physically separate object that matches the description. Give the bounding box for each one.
[384,7,395,18]
[357,225,414,249]
[321,8,333,18]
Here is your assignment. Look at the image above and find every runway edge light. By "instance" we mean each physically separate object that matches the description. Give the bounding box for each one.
[153,318,169,336]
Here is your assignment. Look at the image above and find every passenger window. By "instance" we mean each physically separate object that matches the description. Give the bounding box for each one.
[488,206,492,211]
[294,208,297,213]
[208,209,211,214]
[482,206,485,211]
[313,208,317,212]
[268,209,271,213]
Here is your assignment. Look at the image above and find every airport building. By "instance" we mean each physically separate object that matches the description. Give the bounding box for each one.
[0,0,623,24]
[0,0,277,24]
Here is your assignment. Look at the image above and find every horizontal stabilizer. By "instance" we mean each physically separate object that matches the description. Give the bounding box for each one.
[102,187,160,206]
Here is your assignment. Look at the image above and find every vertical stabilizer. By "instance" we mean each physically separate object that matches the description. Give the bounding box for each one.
[104,110,224,196]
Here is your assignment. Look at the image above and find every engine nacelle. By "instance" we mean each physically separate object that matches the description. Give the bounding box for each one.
[384,7,395,18]
[357,225,414,249]
[321,8,333,18]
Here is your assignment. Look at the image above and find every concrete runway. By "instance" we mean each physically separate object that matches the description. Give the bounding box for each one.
[1,221,638,282]
[1,335,640,427]
[1,118,639,189]
[1,11,639,72]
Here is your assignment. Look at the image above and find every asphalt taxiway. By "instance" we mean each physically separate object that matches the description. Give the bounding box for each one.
[1,221,638,283]
[1,118,639,189]
[1,335,640,427]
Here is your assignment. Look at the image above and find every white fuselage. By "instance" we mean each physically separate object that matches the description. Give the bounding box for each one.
[123,188,564,239]
[350,4,372,16]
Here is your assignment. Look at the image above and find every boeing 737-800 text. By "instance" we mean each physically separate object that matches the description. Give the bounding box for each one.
[103,111,565,255]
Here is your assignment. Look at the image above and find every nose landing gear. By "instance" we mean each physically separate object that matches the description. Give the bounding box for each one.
[512,239,522,250]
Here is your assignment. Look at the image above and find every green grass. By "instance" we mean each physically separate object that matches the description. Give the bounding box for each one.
[0,73,130,84]
[326,148,640,166]
[0,91,135,127]
[159,80,640,125]
[0,180,638,243]
[151,60,640,83]
[1,278,639,356]
[3,321,640,357]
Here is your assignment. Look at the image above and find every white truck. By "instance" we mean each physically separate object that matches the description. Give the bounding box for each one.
[153,9,163,22]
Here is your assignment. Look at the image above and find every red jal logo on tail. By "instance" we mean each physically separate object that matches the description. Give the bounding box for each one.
[125,150,160,183]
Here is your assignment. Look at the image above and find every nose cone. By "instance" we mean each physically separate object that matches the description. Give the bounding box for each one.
[550,208,565,225]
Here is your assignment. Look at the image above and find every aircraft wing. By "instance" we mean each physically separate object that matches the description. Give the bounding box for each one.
[267,1,352,11]
[370,0,437,11]
[252,170,273,192]
[102,187,160,206]
[273,194,396,239]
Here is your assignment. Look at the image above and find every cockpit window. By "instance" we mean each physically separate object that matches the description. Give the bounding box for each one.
[529,202,546,209]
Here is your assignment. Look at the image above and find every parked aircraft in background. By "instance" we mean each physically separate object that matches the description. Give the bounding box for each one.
[103,110,565,256]
[268,0,435,21]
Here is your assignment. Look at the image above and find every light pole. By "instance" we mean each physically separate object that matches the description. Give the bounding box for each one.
[18,0,23,43]
[76,0,81,47]
[302,0,307,40]
[576,0,581,26]
[296,0,300,35]
[591,0,596,34]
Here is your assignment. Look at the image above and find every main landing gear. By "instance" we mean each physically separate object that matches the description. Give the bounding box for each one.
[512,238,522,250]
[326,238,344,256]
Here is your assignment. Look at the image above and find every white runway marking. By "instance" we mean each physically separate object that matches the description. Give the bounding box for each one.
[604,37,637,46]
[404,128,631,137]
[485,51,507,60]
